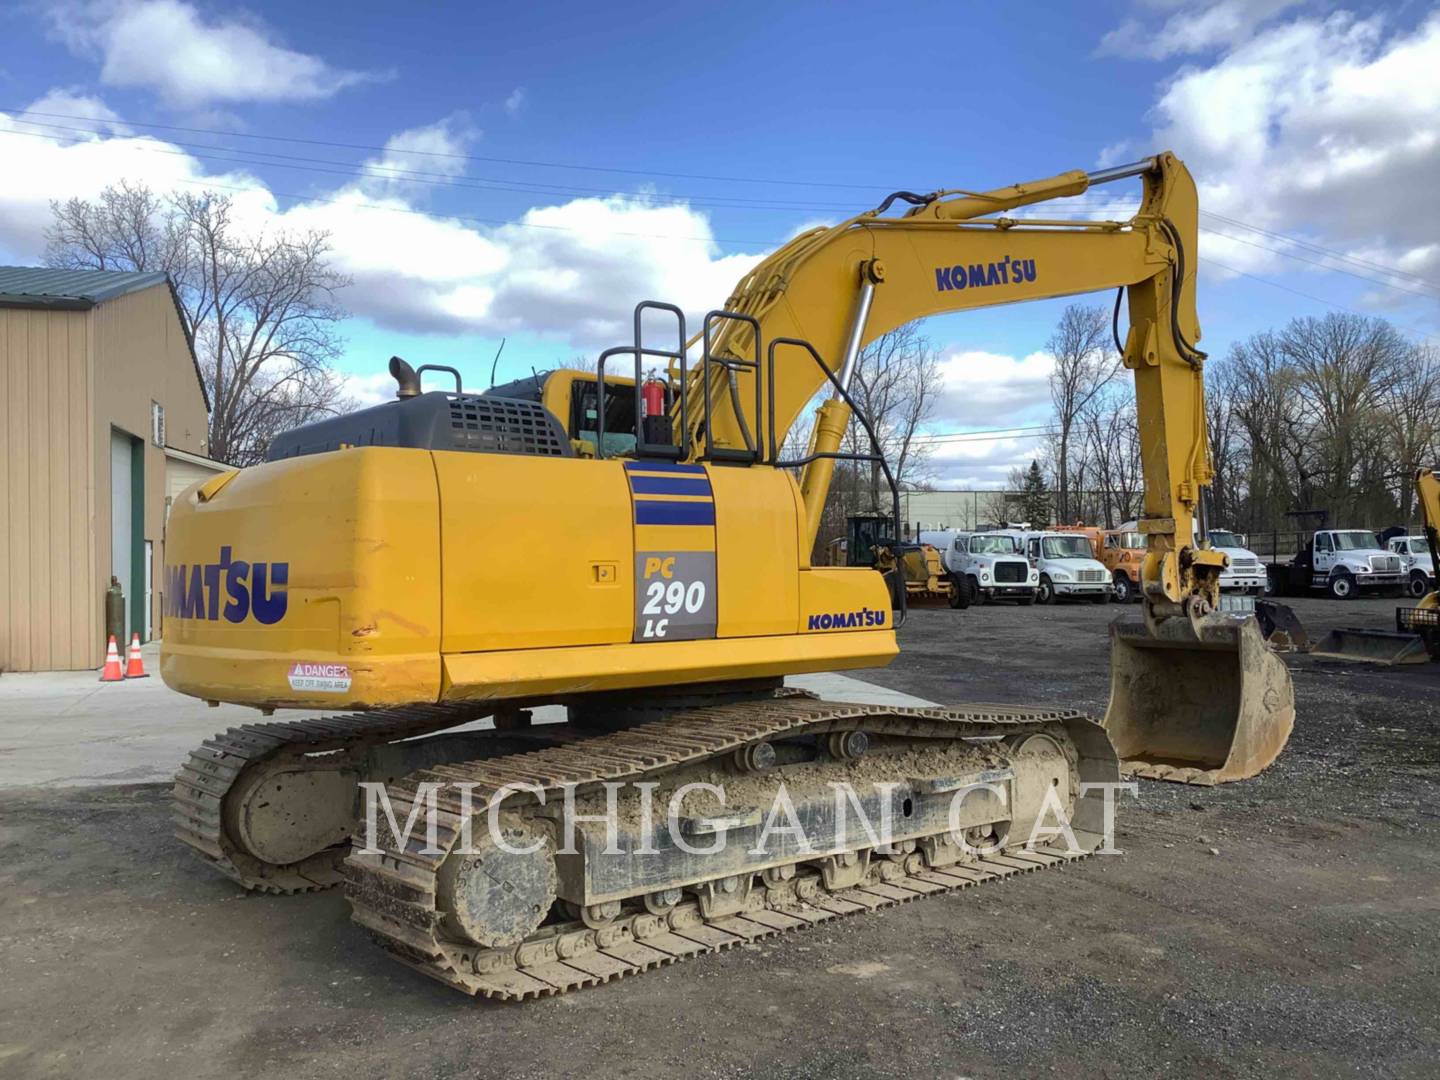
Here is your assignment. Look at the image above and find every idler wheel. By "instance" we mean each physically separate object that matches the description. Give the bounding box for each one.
[436,814,555,948]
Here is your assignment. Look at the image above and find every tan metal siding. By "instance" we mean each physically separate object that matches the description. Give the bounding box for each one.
[0,280,205,671]
[91,285,209,654]
[0,307,94,672]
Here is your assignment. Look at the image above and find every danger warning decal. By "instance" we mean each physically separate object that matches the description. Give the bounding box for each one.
[288,662,352,693]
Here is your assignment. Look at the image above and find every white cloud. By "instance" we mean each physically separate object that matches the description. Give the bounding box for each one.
[0,98,764,349]
[50,0,371,107]
[504,88,526,116]
[20,88,129,136]
[1116,9,1440,290]
[933,349,1054,428]
[902,348,1058,488]
[0,97,267,257]
[360,114,478,194]
[341,371,397,408]
[1098,0,1304,60]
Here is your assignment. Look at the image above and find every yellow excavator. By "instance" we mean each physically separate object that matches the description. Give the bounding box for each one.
[164,152,1295,998]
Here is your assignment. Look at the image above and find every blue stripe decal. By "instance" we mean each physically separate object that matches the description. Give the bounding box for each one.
[634,501,716,526]
[628,475,713,496]
[624,460,706,474]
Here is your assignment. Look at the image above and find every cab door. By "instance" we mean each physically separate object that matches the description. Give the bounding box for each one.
[1313,533,1334,579]
[1388,538,1410,571]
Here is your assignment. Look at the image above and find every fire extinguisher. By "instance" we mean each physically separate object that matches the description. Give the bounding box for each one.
[641,371,671,446]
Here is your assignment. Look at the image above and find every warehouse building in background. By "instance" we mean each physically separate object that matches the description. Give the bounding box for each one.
[0,266,221,673]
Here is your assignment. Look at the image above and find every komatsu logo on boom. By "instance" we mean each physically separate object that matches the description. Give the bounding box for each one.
[164,546,288,624]
[935,256,1037,292]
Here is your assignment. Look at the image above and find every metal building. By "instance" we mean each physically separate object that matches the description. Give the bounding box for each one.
[0,266,212,672]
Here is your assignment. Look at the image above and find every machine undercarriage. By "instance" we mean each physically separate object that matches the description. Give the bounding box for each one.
[176,688,1117,998]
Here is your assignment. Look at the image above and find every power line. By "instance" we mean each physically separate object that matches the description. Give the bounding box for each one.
[2,118,865,213]
[168,174,780,246]
[1200,224,1440,303]
[0,105,895,191]
[912,426,1055,444]
[12,106,1436,325]
[1199,256,1437,343]
[0,125,859,218]
[1201,209,1440,292]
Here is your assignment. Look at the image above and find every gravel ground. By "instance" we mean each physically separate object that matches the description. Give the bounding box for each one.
[1,595,1437,1079]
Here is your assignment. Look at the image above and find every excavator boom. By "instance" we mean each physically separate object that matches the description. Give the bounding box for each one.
[678,152,1295,784]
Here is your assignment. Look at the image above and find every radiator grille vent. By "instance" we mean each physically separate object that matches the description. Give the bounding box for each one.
[448,395,569,456]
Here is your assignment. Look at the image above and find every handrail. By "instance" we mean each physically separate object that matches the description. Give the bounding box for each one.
[768,336,907,627]
[701,309,763,464]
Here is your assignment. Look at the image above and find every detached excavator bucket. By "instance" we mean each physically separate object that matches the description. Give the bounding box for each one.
[1309,628,1429,666]
[1254,599,1310,652]
[1104,615,1295,785]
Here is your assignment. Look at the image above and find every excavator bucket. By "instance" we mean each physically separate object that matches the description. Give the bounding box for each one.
[1254,599,1309,652]
[1104,615,1295,785]
[1309,628,1429,666]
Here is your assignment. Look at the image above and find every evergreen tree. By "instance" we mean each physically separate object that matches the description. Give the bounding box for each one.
[1019,460,1052,527]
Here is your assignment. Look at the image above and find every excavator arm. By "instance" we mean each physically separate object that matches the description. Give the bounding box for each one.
[681,151,1293,783]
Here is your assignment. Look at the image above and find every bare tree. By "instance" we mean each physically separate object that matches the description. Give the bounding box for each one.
[1281,313,1408,522]
[47,183,352,465]
[1046,304,1119,522]
[1078,384,1142,527]
[46,181,184,273]
[843,323,942,506]
[1385,343,1440,523]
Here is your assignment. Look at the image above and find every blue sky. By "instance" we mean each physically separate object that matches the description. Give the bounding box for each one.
[1,0,1437,484]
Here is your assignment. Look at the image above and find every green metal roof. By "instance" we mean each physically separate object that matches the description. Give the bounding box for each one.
[0,265,171,309]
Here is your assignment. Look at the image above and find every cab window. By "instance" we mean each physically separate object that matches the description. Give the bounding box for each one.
[1315,534,1332,553]
[570,377,637,454]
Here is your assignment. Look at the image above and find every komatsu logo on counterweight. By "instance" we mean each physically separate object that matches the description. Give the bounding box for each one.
[935,256,1038,292]
[807,607,887,631]
[164,546,288,624]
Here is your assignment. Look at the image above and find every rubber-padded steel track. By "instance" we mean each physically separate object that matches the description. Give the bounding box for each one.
[344,697,1116,999]
[173,703,495,893]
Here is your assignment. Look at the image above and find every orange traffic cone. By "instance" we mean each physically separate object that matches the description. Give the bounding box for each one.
[99,635,124,682]
[124,632,149,679]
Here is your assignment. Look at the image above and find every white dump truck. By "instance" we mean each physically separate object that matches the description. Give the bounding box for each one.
[1006,530,1111,604]
[920,530,1038,604]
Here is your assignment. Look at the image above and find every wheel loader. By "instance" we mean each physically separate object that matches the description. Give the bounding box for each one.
[164,152,1295,998]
